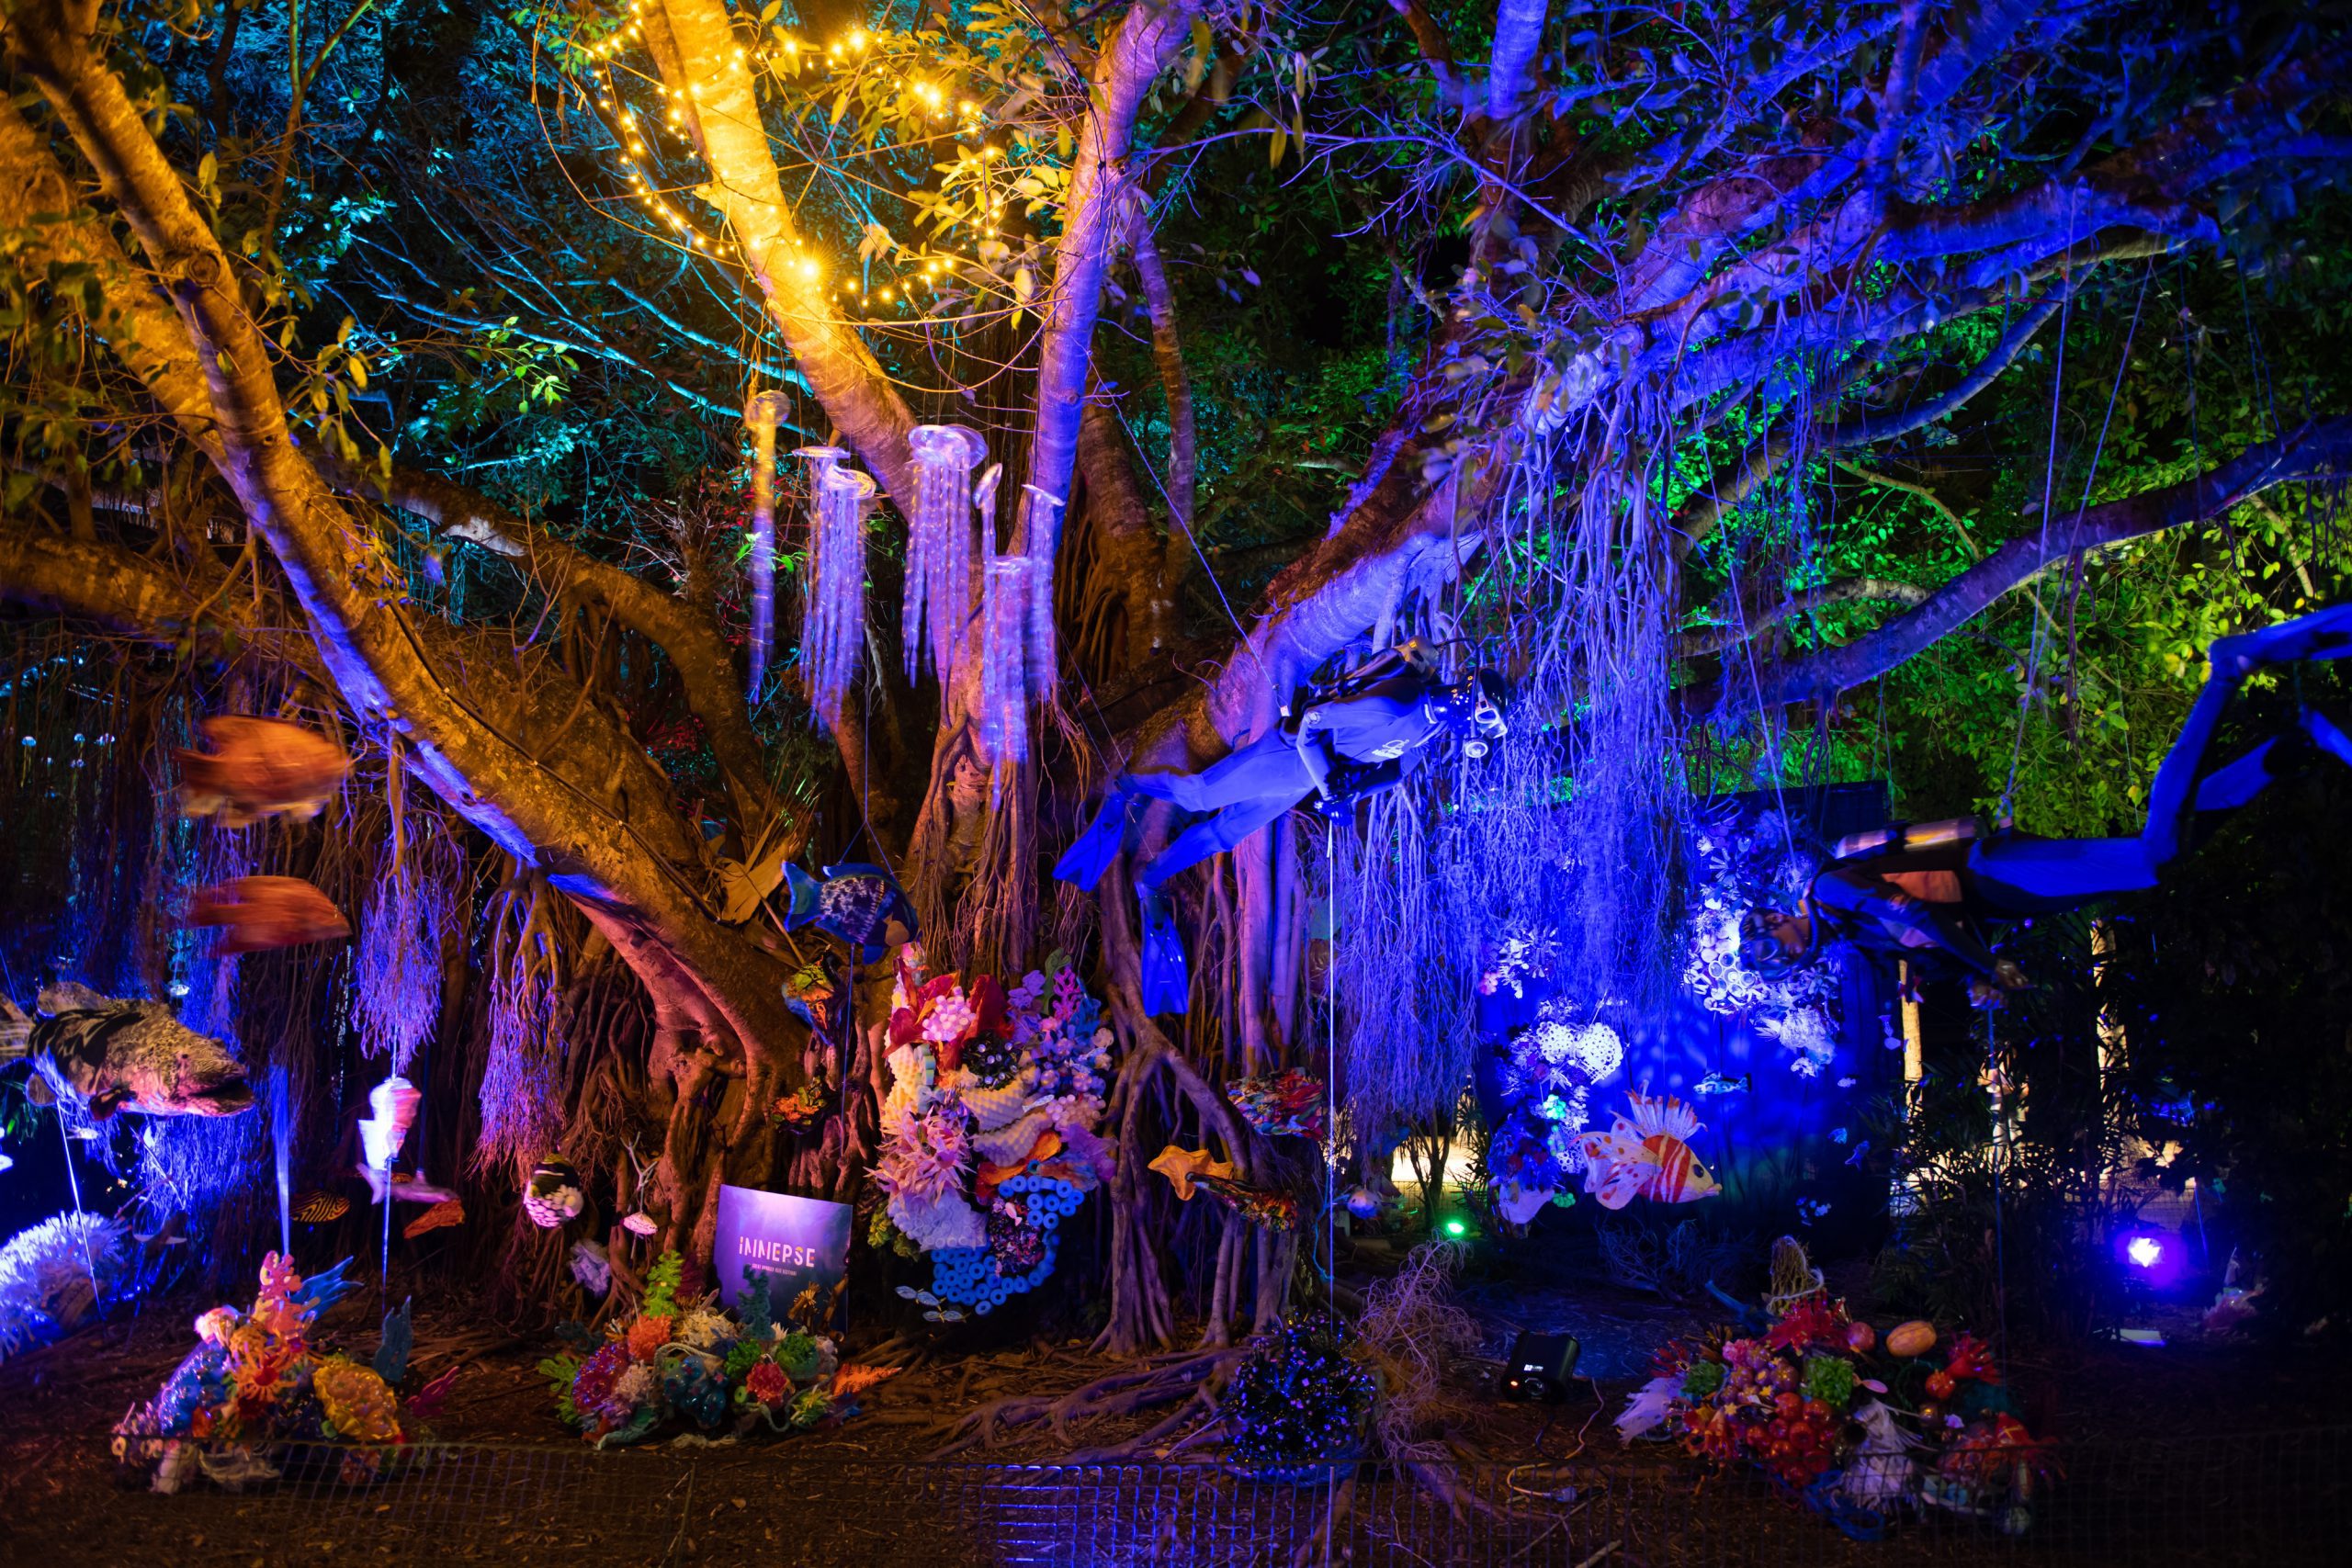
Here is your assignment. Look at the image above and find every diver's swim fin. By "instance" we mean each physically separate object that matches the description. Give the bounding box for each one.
[1053,784,1136,888]
[2302,708,2352,771]
[1138,889,1189,1015]
[2193,737,2282,812]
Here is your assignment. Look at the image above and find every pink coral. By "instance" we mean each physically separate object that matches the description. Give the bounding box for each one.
[572,1339,632,1424]
[744,1359,790,1406]
[876,1104,971,1204]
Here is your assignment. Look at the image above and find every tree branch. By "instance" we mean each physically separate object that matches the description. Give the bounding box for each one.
[1676,577,1932,658]
[1700,417,2352,716]
[0,521,322,680]
[306,451,792,839]
[1026,1,1199,516]
[646,0,919,503]
[4,0,800,1081]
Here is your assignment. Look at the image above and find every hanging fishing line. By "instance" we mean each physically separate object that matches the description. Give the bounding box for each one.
[2001,198,2081,825]
[1109,401,1274,697]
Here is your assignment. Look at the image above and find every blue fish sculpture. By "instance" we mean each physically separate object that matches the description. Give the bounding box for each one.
[1693,1072,1750,1097]
[782,863,919,964]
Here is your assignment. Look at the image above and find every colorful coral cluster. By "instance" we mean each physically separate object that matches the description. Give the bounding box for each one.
[1621,1297,2052,1530]
[111,1255,406,1491]
[0,1211,132,1361]
[1227,1067,1327,1139]
[874,945,1116,1314]
[539,1251,894,1445]
[1679,807,1842,1076]
[1485,998,1624,1221]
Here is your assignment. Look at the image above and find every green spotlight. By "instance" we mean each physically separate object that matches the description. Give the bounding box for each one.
[1443,1217,1468,1237]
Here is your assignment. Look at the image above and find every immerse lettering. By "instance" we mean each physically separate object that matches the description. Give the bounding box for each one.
[737,1235,820,1269]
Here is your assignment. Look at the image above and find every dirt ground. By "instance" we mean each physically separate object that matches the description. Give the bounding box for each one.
[2,1233,2345,1564]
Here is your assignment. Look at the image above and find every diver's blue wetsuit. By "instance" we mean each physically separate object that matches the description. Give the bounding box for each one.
[1806,604,2352,984]
[1056,671,1463,1011]
[1125,678,1442,895]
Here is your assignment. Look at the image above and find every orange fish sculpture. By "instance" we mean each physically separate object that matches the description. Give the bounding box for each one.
[187,876,352,954]
[175,716,350,826]
[1579,1090,1723,1209]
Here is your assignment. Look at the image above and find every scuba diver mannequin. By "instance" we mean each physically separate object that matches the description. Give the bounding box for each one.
[1056,640,1510,1013]
[1742,604,2352,1002]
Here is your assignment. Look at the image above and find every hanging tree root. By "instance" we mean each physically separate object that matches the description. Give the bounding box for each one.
[931,1346,1247,1456]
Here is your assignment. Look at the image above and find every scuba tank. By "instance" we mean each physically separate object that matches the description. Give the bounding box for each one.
[1279,637,1440,738]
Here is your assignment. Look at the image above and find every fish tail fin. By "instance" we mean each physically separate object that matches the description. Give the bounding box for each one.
[781,863,823,929]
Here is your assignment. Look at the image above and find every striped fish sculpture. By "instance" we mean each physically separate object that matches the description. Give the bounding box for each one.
[1578,1090,1721,1209]
[0,983,254,1118]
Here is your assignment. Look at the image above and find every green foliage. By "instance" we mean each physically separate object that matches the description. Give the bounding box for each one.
[641,1249,684,1319]
[536,1352,583,1425]
[719,1337,764,1385]
[1802,1353,1856,1410]
[773,1327,821,1381]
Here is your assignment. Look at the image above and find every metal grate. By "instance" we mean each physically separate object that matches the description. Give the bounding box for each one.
[22,1426,2348,1565]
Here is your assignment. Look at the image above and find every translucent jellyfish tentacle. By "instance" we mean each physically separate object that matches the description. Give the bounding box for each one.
[981,554,1031,770]
[794,446,873,733]
[905,424,987,685]
[1018,484,1065,707]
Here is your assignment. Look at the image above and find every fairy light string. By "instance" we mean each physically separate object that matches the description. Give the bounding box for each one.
[537,0,1109,381]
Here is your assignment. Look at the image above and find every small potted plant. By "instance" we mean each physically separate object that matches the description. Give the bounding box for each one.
[1224,1315,1377,1485]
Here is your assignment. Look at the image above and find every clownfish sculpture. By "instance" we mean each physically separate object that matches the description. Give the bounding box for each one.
[1578,1090,1723,1209]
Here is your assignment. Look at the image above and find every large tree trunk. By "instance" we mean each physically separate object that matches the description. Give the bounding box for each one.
[2,0,806,1259]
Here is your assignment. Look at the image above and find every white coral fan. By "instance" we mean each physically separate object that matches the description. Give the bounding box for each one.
[1763,1006,1838,1077]
[0,1212,131,1361]
[1530,1012,1623,1082]
[611,1361,660,1410]
[888,1189,989,1250]
[673,1304,733,1352]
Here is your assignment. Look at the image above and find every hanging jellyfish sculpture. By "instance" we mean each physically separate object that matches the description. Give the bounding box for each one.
[797,446,876,732]
[1020,484,1065,707]
[904,424,987,685]
[968,461,1028,771]
[980,554,1033,768]
[743,391,795,703]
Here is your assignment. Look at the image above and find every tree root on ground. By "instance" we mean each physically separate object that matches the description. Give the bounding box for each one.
[931,1346,1246,1455]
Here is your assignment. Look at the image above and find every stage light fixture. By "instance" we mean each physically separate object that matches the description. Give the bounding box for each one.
[1501,1331,1579,1404]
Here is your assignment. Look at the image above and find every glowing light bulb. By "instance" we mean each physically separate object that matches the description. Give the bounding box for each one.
[1443,1218,1468,1237]
[2127,1235,2164,1269]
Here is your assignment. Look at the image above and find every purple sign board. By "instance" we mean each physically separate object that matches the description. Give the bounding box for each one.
[712,1184,854,1313]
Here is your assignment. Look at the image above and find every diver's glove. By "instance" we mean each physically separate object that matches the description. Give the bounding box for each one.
[1138,887,1190,1015]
